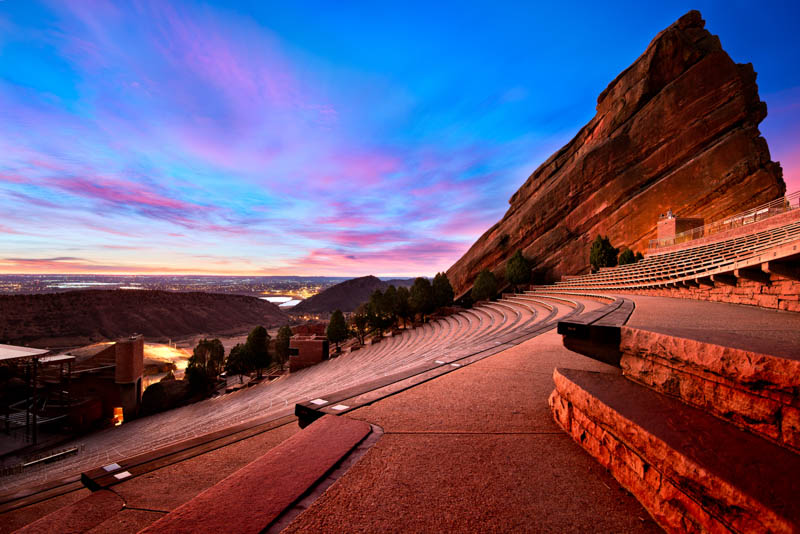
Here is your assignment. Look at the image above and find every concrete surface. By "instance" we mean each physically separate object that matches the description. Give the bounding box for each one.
[283,331,662,533]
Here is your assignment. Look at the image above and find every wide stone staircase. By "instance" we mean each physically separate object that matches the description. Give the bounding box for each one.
[548,290,800,533]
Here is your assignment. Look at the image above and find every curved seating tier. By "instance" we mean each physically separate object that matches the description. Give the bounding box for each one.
[538,218,800,291]
[0,293,610,495]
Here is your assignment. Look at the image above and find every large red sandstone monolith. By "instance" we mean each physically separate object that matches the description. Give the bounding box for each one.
[447,10,785,297]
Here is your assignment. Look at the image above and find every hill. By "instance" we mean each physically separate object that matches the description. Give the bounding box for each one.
[291,275,413,314]
[447,10,784,296]
[0,289,289,347]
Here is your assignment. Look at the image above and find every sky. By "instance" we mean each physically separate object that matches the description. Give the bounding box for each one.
[0,1,798,277]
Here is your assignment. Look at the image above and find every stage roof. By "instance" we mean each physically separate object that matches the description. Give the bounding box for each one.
[0,344,51,362]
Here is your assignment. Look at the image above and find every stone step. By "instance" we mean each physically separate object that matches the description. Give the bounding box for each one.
[550,367,800,533]
[619,326,800,453]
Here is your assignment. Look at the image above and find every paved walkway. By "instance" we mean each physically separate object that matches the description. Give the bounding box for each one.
[282,330,661,533]
[621,295,800,359]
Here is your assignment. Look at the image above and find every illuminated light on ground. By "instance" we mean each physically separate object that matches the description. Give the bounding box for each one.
[144,344,191,371]
[113,407,124,426]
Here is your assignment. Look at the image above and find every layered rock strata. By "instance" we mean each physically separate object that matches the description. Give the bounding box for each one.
[448,10,785,297]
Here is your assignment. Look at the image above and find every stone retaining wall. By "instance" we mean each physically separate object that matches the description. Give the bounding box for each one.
[549,389,720,533]
[620,328,800,453]
[616,274,800,312]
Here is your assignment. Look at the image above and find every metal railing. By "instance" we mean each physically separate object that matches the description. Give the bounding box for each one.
[648,191,800,250]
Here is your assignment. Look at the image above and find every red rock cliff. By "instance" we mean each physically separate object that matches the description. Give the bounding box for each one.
[447,10,785,297]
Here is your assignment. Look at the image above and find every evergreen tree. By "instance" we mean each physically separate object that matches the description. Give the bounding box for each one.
[245,326,271,378]
[225,343,251,384]
[635,251,644,262]
[367,289,393,334]
[505,250,531,291]
[186,338,225,393]
[396,286,411,328]
[327,309,348,351]
[350,303,370,345]
[409,277,434,321]
[618,248,636,265]
[589,235,619,272]
[432,272,454,309]
[471,269,498,302]
[275,326,292,370]
[383,285,399,326]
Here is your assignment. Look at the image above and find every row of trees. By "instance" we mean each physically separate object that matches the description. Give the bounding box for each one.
[186,325,294,392]
[589,235,643,271]
[327,274,456,348]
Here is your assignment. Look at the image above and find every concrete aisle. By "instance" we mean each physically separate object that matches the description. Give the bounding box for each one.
[282,330,662,533]
[622,295,800,359]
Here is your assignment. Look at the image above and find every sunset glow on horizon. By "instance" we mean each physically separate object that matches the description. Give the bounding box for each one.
[1,1,799,277]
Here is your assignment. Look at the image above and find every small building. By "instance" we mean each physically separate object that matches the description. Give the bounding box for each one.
[68,335,145,424]
[289,335,329,373]
[657,211,704,243]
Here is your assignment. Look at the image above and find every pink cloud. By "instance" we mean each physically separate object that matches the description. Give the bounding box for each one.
[270,239,469,277]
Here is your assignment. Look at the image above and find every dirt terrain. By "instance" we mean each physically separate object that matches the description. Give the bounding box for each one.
[0,289,289,348]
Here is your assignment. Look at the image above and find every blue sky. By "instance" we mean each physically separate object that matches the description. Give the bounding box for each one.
[0,1,798,276]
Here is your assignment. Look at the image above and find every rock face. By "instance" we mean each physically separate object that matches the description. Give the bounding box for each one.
[447,10,785,296]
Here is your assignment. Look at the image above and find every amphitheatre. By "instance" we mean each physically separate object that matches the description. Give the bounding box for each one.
[1,10,799,534]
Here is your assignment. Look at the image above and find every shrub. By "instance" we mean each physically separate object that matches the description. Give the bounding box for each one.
[471,269,498,302]
[589,235,618,272]
[505,250,531,290]
[618,248,636,265]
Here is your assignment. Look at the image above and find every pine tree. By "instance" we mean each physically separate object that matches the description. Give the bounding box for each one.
[327,309,348,352]
[409,277,434,322]
[432,272,454,309]
[275,326,292,370]
[245,326,271,378]
[589,235,619,272]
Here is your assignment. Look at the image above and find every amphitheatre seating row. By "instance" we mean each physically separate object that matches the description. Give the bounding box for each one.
[547,288,800,532]
[541,219,800,290]
[294,292,598,426]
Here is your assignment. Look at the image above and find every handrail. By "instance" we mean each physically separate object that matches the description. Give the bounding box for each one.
[648,191,800,250]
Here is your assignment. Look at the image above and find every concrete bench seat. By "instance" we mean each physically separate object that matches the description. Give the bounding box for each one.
[13,490,124,534]
[139,415,370,534]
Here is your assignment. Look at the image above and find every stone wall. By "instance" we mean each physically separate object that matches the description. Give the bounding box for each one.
[549,388,720,533]
[620,327,800,453]
[615,273,800,312]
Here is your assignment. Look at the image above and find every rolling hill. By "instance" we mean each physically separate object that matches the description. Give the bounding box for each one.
[0,289,289,347]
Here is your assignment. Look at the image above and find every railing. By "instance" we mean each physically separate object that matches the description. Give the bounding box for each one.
[648,191,800,250]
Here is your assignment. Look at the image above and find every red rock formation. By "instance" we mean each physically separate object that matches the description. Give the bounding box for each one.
[448,10,785,296]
